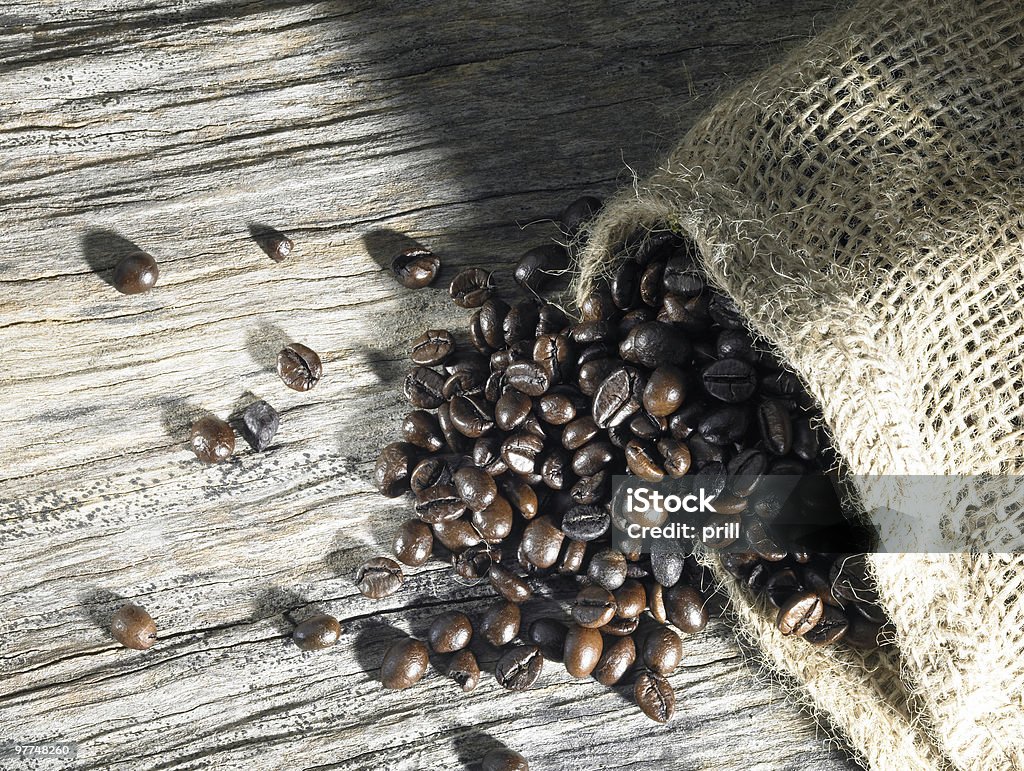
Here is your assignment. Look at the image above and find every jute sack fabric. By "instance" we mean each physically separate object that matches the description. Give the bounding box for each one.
[573,0,1024,768]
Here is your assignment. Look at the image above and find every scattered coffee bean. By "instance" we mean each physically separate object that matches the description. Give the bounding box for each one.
[593,635,636,686]
[572,585,617,628]
[482,747,530,771]
[292,614,342,651]
[391,248,440,289]
[450,268,493,308]
[110,603,157,650]
[411,329,455,365]
[587,548,627,591]
[777,590,824,636]
[112,252,159,294]
[356,557,404,599]
[563,624,603,678]
[254,228,293,262]
[190,415,235,464]
[488,564,533,604]
[381,637,429,689]
[373,442,417,497]
[428,611,473,653]
[634,669,676,723]
[495,645,544,691]
[447,649,481,692]
[529,618,568,662]
[392,519,433,566]
[480,600,521,647]
[643,627,682,675]
[664,585,708,634]
[277,343,323,391]
[241,400,279,452]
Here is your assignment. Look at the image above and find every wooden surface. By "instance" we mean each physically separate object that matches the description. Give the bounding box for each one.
[0,1,861,769]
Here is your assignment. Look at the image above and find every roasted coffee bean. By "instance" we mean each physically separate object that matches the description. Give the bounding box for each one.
[634,669,676,723]
[113,252,159,294]
[662,255,703,297]
[619,322,688,369]
[577,358,619,397]
[539,450,569,490]
[488,564,533,603]
[432,518,482,552]
[569,471,608,505]
[415,484,468,523]
[629,411,666,441]
[561,504,610,541]
[478,298,512,349]
[571,441,614,477]
[708,292,745,329]
[716,329,754,360]
[614,579,647,619]
[664,585,708,633]
[495,645,544,691]
[592,366,644,428]
[409,455,454,494]
[656,438,692,478]
[558,195,601,236]
[844,613,884,649]
[520,515,565,569]
[501,476,539,519]
[829,554,876,604]
[356,556,404,599]
[758,399,793,455]
[447,649,481,692]
[763,568,802,608]
[537,393,575,425]
[726,448,768,496]
[277,343,323,392]
[515,244,569,292]
[558,538,588,574]
[453,544,496,581]
[573,585,617,628]
[699,406,749,445]
[593,635,636,686]
[482,748,530,771]
[501,433,545,476]
[777,590,824,636]
[639,260,666,306]
[404,366,445,409]
[603,616,640,639]
[625,441,665,483]
[643,627,682,675]
[693,460,728,501]
[642,365,686,417]
[494,389,532,432]
[537,303,568,335]
[375,442,418,497]
[610,259,641,309]
[651,544,685,588]
[402,410,444,452]
[436,402,469,452]
[561,416,598,451]
[472,496,513,542]
[453,466,498,511]
[391,248,440,289]
[745,518,786,562]
[442,370,481,400]
[572,320,617,345]
[648,581,667,624]
[428,611,473,653]
[241,400,279,452]
[587,548,627,591]
[449,268,493,308]
[381,637,429,689]
[702,358,756,403]
[469,311,490,353]
[480,600,521,647]
[392,519,433,567]
[804,604,850,645]
[110,603,157,649]
[563,624,603,678]
[410,329,455,366]
[528,618,568,662]
[505,361,551,397]
[190,415,235,464]
[293,614,342,651]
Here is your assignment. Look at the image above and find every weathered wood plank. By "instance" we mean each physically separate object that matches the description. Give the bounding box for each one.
[0,1,859,769]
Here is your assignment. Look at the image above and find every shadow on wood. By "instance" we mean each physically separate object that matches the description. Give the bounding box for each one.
[79,229,147,289]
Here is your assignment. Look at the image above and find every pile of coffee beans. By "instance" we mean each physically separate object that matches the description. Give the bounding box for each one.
[367,195,889,729]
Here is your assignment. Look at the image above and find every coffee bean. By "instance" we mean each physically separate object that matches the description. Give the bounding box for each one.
[573,585,617,628]
[189,415,235,464]
[702,358,757,403]
[506,361,551,397]
[643,365,686,417]
[726,448,767,496]
[613,579,647,619]
[648,581,667,624]
[472,496,514,543]
[650,544,685,588]
[452,466,498,511]
[428,611,473,653]
[656,438,691,478]
[664,585,708,634]
[643,627,682,675]
[409,455,454,494]
[443,368,481,399]
[515,244,569,292]
[414,484,469,523]
[449,268,493,308]
[563,624,603,678]
[561,504,610,541]
[488,564,533,603]
[662,255,703,297]
[634,669,676,723]
[592,367,644,428]
[392,519,433,566]
[520,515,565,569]
[594,635,636,685]
[356,556,404,599]
[558,195,602,236]
[241,400,279,452]
[494,389,532,432]
[716,329,754,360]
[528,618,568,662]
[110,603,157,650]
[447,649,481,692]
[625,441,665,483]
[476,298,511,349]
[763,568,802,608]
[391,248,440,289]
[639,261,666,306]
[571,441,614,477]
[372,442,415,495]
[577,358,619,396]
[401,411,444,453]
[501,433,545,476]
[501,476,539,519]
[699,406,749,445]
[777,590,824,636]
[482,748,530,771]
[537,394,575,425]
[432,518,483,552]
[436,402,469,452]
[804,604,850,646]
[381,637,429,689]
[562,416,599,450]
[277,343,323,392]
[758,399,793,455]
[472,436,507,476]
[504,301,541,344]
[708,292,745,329]
[495,645,544,691]
[628,411,666,441]
[539,450,569,490]
[410,329,455,365]
[480,600,521,647]
[112,252,159,294]
[570,471,608,505]
[844,613,884,649]
[452,544,496,581]
[588,548,627,591]
[619,322,688,369]
[292,614,342,651]
[557,538,588,575]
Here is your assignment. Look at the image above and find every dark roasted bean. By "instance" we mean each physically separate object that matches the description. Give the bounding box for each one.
[495,645,544,691]
[529,618,568,662]
[293,614,342,651]
[593,636,636,686]
[763,568,802,608]
[241,400,279,452]
[410,329,455,365]
[643,627,682,675]
[392,518,433,567]
[110,603,157,649]
[277,343,323,391]
[515,244,569,292]
[587,548,627,591]
[501,433,545,476]
[402,410,445,452]
[452,544,496,581]
[494,389,532,432]
[453,467,498,511]
[449,267,493,308]
[592,367,644,428]
[613,579,646,619]
[189,415,235,464]
[656,438,691,478]
[561,504,610,541]
[699,406,748,445]
[708,292,745,329]
[558,195,601,236]
[625,441,665,483]
[409,455,454,494]
[374,442,418,497]
[563,624,603,678]
[537,393,575,425]
[648,581,667,624]
[557,538,588,574]
[702,358,756,403]
[665,585,708,634]
[404,366,445,409]
[804,604,850,646]
[488,564,533,603]
[503,301,541,344]
[726,448,768,496]
[472,495,513,543]
[573,585,617,628]
[356,557,404,599]
[505,361,551,397]
[482,748,530,771]
[391,248,440,289]
[113,252,159,294]
[619,322,689,369]
[521,515,565,569]
[447,649,481,692]
[480,600,521,647]
[562,416,599,450]
[415,484,469,523]
[501,476,539,519]
[651,543,685,588]
[381,637,429,689]
[432,518,482,552]
[662,255,703,297]
[634,669,676,723]
[777,591,824,636]
[758,399,793,455]
[569,471,607,505]
[643,365,686,417]
[571,441,614,477]
[428,611,473,653]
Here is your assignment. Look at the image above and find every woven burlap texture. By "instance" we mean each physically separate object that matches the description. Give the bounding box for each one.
[573,0,1024,768]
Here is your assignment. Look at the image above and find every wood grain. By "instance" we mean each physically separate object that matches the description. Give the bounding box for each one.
[0,1,860,769]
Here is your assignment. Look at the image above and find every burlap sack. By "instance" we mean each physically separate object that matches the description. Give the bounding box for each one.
[573,0,1024,768]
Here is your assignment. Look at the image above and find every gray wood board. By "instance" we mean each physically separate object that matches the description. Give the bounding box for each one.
[0,1,859,769]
